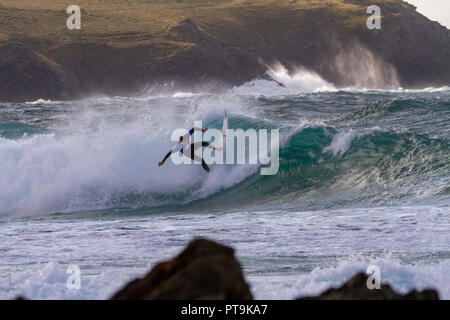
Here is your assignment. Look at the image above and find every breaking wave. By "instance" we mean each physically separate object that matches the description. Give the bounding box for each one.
[0,90,448,217]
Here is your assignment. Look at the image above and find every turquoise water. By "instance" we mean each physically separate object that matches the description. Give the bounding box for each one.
[0,87,449,299]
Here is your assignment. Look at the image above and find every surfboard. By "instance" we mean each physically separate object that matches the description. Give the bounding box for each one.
[219,111,228,153]
[222,111,228,137]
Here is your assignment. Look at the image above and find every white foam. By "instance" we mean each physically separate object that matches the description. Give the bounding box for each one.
[249,257,450,299]
[322,130,356,156]
[0,261,144,300]
[0,205,448,299]
[25,99,61,105]
[396,86,450,93]
[231,63,336,96]
[0,95,270,217]
[322,127,384,156]
[339,86,450,94]
[1,256,448,300]
[171,91,198,98]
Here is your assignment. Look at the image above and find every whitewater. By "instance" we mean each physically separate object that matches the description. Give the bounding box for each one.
[0,71,449,299]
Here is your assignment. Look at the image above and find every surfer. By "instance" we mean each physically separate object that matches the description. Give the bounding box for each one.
[158,127,215,173]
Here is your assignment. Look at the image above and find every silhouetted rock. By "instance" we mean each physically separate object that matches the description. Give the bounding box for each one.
[298,272,439,300]
[111,238,252,300]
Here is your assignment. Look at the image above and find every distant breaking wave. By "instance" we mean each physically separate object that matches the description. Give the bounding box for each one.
[231,64,336,96]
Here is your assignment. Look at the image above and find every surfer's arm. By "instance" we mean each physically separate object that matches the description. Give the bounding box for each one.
[158,150,172,167]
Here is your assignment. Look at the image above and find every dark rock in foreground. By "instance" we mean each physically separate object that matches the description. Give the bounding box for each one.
[111,238,252,300]
[298,272,439,300]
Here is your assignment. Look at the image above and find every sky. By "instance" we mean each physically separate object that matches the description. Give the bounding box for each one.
[403,0,450,28]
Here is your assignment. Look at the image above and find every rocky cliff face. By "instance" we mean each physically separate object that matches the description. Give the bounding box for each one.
[0,0,449,102]
[0,40,80,102]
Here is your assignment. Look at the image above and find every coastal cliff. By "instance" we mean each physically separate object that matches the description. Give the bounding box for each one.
[0,0,449,102]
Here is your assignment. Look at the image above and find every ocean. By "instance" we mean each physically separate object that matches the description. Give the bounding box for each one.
[0,71,449,299]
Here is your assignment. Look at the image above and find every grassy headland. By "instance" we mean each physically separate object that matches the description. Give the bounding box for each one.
[0,0,449,101]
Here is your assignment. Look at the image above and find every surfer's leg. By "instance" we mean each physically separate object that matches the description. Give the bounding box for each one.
[201,143,212,173]
[202,141,215,150]
[189,143,204,163]
[201,159,210,173]
[190,143,210,173]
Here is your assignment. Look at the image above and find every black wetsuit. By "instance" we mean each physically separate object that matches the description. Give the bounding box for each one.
[190,142,211,173]
[160,140,213,173]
